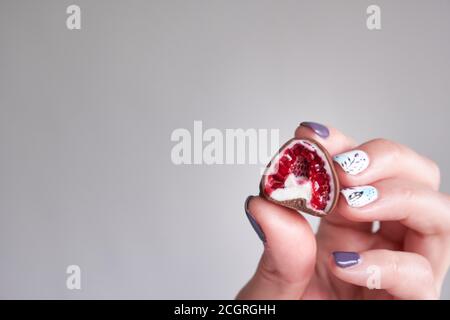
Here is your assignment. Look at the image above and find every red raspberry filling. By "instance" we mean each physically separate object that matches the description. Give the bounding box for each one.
[264,143,331,210]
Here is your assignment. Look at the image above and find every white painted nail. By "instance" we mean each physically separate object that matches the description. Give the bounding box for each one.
[333,150,369,175]
[341,186,378,207]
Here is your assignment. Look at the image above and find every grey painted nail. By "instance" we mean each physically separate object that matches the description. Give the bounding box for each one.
[245,196,266,243]
[300,121,330,138]
[332,251,361,268]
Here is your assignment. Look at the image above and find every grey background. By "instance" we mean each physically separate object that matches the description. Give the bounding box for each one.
[0,0,449,299]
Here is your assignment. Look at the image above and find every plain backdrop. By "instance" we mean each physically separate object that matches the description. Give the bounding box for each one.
[1,0,449,299]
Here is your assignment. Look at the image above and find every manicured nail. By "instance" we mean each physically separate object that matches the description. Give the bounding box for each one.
[333,150,369,175]
[341,186,378,207]
[333,251,361,268]
[300,122,330,138]
[245,196,266,243]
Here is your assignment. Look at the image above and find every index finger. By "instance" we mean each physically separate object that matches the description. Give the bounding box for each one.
[295,122,357,156]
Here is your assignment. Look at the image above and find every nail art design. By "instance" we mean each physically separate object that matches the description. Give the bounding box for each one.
[300,122,330,138]
[332,251,361,268]
[341,186,378,207]
[245,196,266,242]
[333,150,369,175]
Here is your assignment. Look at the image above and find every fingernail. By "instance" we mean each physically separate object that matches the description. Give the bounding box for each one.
[333,150,370,175]
[332,251,361,268]
[245,196,266,243]
[300,121,330,138]
[341,186,378,207]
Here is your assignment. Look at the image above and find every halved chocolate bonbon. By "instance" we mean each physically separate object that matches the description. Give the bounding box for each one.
[260,138,339,217]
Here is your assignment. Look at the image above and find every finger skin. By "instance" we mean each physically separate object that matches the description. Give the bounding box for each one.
[328,249,438,299]
[335,138,441,191]
[338,177,450,292]
[403,232,450,294]
[238,124,358,299]
[236,196,316,299]
[295,124,370,230]
[295,124,356,156]
[334,137,449,290]
[337,178,450,235]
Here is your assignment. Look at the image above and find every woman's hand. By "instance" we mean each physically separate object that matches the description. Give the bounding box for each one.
[237,123,450,299]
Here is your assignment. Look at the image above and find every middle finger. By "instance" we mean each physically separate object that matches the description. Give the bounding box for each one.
[333,138,440,191]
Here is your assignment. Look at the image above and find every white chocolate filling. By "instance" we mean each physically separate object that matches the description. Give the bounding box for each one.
[264,139,335,213]
[270,174,312,202]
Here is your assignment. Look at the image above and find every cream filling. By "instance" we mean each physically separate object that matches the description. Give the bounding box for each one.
[270,174,312,202]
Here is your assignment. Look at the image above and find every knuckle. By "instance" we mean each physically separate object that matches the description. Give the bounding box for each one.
[259,251,305,288]
[369,138,440,189]
[372,138,403,160]
[428,159,441,189]
[387,251,435,286]
[417,257,436,292]
[259,252,286,284]
[396,185,416,202]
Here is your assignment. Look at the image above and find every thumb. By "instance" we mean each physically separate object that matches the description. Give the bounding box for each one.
[236,196,317,299]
